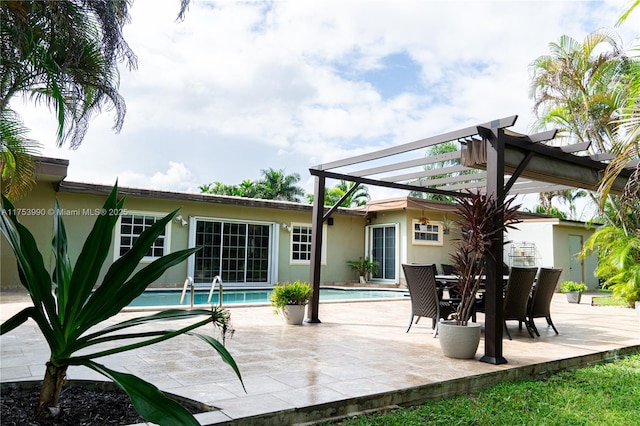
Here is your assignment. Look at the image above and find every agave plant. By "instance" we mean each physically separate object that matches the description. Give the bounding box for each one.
[0,184,243,424]
[449,190,521,326]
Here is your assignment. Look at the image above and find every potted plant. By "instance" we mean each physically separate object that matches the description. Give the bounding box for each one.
[270,281,313,325]
[346,256,379,284]
[442,214,454,235]
[560,281,588,304]
[0,184,244,425]
[439,190,521,359]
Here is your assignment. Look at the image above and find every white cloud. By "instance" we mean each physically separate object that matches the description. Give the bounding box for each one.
[9,0,640,200]
[118,162,200,193]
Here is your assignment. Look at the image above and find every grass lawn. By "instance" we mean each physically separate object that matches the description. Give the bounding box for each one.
[591,295,631,307]
[325,353,640,425]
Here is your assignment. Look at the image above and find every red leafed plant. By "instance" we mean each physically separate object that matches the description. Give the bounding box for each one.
[449,190,521,325]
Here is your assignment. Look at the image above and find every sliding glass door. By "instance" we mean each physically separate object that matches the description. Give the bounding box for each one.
[192,219,272,284]
[368,224,398,282]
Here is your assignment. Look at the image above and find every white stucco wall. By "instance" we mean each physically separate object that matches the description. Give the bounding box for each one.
[504,219,599,289]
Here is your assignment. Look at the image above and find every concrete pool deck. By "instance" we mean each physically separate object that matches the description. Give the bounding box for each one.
[1,291,639,425]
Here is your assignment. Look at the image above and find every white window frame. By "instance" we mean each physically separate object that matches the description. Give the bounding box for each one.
[290,222,327,265]
[114,211,171,262]
[411,219,443,246]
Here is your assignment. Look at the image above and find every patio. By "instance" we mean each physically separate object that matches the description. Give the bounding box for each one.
[1,291,638,425]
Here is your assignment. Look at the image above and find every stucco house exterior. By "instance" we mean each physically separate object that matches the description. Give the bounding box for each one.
[1,158,366,289]
[505,218,600,288]
[1,157,599,291]
[358,197,599,289]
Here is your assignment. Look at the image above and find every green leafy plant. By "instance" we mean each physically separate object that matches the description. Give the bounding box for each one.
[449,190,521,326]
[560,281,588,293]
[0,184,243,424]
[270,281,313,313]
[581,225,640,306]
[346,256,379,277]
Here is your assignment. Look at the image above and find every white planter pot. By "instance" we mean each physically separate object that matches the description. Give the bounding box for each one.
[359,275,367,284]
[282,304,306,325]
[565,292,582,304]
[438,321,481,359]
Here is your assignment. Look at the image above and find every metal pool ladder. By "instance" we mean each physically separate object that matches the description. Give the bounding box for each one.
[179,276,224,309]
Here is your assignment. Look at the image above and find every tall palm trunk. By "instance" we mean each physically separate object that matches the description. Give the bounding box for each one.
[34,362,68,420]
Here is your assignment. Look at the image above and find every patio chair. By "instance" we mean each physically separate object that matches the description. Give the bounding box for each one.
[502,267,538,340]
[527,267,562,336]
[441,264,458,275]
[402,264,456,337]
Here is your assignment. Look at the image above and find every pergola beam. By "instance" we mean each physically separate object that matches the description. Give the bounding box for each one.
[308,114,631,364]
[313,116,518,171]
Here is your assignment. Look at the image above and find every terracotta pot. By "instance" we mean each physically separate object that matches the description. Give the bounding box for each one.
[438,321,481,359]
[283,304,306,325]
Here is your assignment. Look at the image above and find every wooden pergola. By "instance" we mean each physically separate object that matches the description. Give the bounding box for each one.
[307,115,634,364]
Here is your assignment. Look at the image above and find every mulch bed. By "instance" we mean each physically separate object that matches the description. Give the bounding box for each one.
[1,385,143,425]
[1,383,209,425]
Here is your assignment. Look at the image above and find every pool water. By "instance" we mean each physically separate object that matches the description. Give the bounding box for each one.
[128,287,407,307]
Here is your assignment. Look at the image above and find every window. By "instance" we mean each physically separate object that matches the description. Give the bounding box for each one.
[116,213,169,260]
[290,223,326,264]
[412,220,443,246]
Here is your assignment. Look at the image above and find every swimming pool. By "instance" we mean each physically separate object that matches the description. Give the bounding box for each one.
[127,287,407,308]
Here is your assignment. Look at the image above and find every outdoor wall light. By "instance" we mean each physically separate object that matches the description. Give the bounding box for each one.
[282,223,292,231]
[174,215,188,227]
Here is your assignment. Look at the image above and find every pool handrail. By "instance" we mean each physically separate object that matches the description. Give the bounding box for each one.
[179,276,193,305]
[208,276,223,307]
[179,276,224,309]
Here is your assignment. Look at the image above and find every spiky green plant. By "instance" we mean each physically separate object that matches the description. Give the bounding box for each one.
[0,184,243,424]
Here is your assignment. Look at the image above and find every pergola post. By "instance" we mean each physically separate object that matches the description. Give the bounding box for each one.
[307,175,326,323]
[480,126,508,365]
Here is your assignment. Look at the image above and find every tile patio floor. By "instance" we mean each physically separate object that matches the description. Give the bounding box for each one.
[1,291,639,425]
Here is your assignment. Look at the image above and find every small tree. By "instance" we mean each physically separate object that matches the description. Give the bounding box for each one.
[449,190,521,325]
[0,184,243,424]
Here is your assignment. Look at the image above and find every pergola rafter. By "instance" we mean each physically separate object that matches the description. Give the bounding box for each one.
[307,115,633,364]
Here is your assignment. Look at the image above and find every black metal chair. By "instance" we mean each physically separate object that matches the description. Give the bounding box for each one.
[527,267,562,336]
[441,264,458,275]
[402,264,456,337]
[503,267,538,339]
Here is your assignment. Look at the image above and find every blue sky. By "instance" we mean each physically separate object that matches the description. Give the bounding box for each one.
[14,0,640,215]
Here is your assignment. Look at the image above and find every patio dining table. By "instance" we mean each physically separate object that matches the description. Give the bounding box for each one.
[435,275,510,288]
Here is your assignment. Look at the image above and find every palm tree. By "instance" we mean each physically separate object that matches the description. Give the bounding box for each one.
[0,0,134,197]
[0,110,41,200]
[529,29,634,228]
[529,29,628,154]
[310,180,370,207]
[199,181,238,196]
[599,1,640,217]
[409,141,477,202]
[256,168,305,202]
[555,189,589,220]
[237,179,258,198]
[532,189,589,220]
[1,0,136,148]
[0,0,192,197]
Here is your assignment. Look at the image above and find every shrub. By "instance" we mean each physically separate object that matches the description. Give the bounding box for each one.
[270,281,313,313]
[560,281,588,293]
